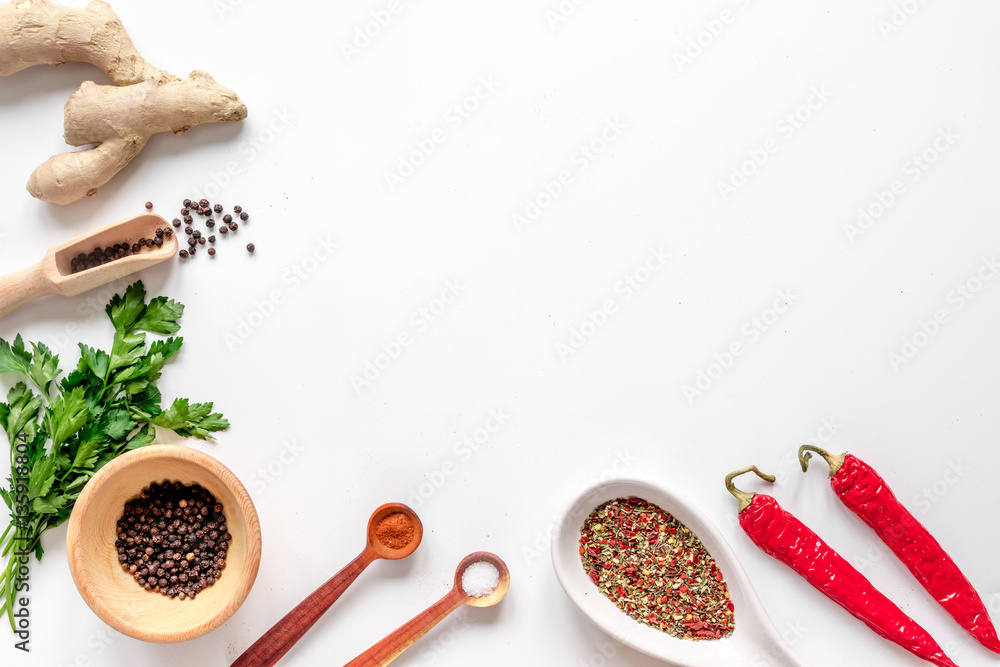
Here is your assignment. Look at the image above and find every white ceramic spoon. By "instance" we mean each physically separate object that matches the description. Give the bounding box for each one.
[551,478,809,667]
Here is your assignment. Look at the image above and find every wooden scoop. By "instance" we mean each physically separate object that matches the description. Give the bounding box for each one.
[0,213,177,318]
[232,503,423,667]
[345,551,510,667]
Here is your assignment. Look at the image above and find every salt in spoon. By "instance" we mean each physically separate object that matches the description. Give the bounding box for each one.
[345,551,510,667]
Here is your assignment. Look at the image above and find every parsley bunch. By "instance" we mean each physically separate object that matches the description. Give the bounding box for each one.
[0,281,228,631]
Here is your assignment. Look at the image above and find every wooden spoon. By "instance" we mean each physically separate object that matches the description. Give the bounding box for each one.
[231,503,423,667]
[344,551,510,667]
[0,213,177,318]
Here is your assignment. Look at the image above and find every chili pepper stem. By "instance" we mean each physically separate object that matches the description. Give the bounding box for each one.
[798,445,846,476]
[725,466,776,512]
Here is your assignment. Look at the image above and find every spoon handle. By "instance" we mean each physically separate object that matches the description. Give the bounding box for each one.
[344,588,467,667]
[232,550,374,667]
[0,262,54,318]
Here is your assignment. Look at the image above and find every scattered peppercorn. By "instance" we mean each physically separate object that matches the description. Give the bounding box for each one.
[246,243,255,254]
[179,249,189,258]
[116,481,229,600]
[213,204,223,213]
[239,212,248,221]
[183,198,192,207]
[164,228,173,237]
[223,214,232,224]
[228,223,238,232]
[208,235,216,243]
[193,230,201,239]
[199,199,209,208]
[207,248,216,256]
[181,207,189,216]
[233,205,242,213]
[198,237,206,245]
[145,201,153,210]
[183,215,193,224]
[219,225,228,235]
[185,226,193,235]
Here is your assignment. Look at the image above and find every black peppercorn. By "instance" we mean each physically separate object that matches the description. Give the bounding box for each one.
[193,230,201,239]
[223,214,232,223]
[207,247,216,256]
[145,201,153,210]
[233,205,242,213]
[199,199,209,208]
[183,198,192,207]
[208,235,216,243]
[214,204,223,213]
[198,237,206,245]
[172,218,181,227]
[185,226,193,235]
[219,225,228,235]
[239,212,249,221]
[246,243,255,254]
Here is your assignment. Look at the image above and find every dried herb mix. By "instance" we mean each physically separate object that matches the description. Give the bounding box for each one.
[579,497,735,640]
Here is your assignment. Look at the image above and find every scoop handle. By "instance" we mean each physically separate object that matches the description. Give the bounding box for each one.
[0,261,56,318]
[231,549,375,667]
[344,587,467,667]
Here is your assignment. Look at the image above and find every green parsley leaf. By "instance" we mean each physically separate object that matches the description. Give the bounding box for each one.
[134,296,184,334]
[105,281,147,332]
[0,335,31,376]
[44,386,88,450]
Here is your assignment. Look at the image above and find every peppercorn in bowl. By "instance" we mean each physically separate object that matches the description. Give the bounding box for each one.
[66,445,262,643]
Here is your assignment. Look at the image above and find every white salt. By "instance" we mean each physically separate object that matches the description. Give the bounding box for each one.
[461,561,500,598]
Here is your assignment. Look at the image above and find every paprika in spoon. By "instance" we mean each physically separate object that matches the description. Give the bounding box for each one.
[800,444,1000,654]
[726,465,958,667]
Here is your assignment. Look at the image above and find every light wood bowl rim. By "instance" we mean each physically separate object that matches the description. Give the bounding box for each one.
[65,444,262,643]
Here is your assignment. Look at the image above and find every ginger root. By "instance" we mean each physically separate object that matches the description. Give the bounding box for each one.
[0,0,248,205]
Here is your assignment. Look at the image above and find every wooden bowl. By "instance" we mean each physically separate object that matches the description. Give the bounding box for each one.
[66,445,262,643]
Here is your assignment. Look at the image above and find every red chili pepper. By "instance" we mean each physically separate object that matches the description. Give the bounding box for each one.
[726,466,958,667]
[800,445,1000,653]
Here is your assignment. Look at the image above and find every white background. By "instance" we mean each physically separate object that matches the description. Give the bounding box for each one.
[2,1,1000,666]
